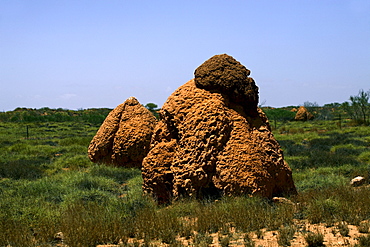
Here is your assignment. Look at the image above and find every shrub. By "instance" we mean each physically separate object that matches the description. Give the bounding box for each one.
[304,231,324,247]
[357,234,370,247]
[337,221,350,237]
[219,235,230,247]
[358,221,370,233]
[256,229,264,239]
[243,233,256,247]
[277,225,296,246]
[193,232,213,245]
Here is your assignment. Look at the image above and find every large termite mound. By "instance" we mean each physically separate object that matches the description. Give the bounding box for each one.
[142,54,297,203]
[88,97,157,167]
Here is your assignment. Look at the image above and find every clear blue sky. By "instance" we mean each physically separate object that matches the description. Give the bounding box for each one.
[1,0,369,111]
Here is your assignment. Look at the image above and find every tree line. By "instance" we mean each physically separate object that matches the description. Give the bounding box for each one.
[0,103,160,125]
[1,90,368,126]
[259,89,370,126]
[0,107,112,125]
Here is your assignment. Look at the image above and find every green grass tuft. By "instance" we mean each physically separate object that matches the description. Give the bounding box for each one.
[304,231,325,247]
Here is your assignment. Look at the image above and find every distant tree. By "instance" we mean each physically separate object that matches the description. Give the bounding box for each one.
[303,101,319,118]
[145,103,158,110]
[145,103,160,119]
[322,102,346,128]
[263,108,295,129]
[346,89,370,125]
[303,101,340,120]
[323,102,343,118]
[317,106,332,120]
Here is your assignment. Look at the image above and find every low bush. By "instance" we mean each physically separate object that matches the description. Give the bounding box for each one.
[358,221,370,233]
[357,234,370,247]
[304,231,324,247]
[277,225,296,246]
[338,221,350,237]
[243,233,256,247]
[193,232,213,246]
[219,235,230,247]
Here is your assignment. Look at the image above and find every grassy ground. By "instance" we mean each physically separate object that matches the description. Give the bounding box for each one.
[0,119,369,246]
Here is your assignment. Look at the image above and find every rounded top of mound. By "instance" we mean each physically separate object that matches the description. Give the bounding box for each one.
[194,54,251,89]
[194,54,259,113]
[124,96,140,106]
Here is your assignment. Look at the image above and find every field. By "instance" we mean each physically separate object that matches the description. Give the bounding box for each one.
[0,111,370,246]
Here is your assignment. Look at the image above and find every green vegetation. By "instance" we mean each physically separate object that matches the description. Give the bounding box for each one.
[357,234,370,247]
[358,221,370,233]
[243,233,256,247]
[0,100,369,246]
[262,107,295,129]
[346,89,370,125]
[277,225,296,246]
[0,107,112,124]
[144,103,160,119]
[304,231,325,247]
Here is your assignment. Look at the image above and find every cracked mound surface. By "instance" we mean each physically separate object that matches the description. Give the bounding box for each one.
[142,79,296,203]
[88,97,157,167]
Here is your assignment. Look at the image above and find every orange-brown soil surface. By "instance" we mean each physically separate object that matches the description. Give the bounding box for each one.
[92,220,370,247]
